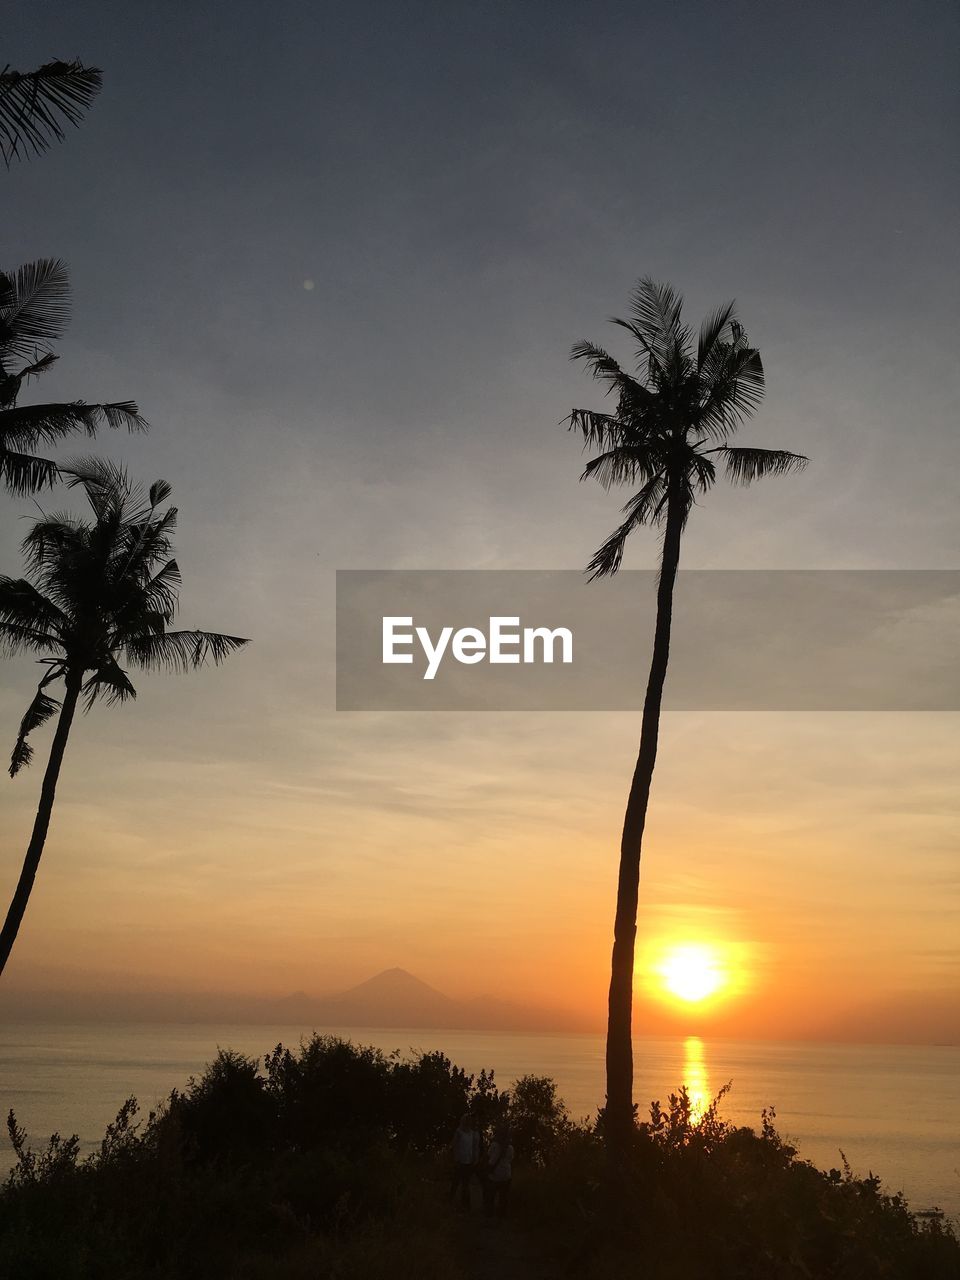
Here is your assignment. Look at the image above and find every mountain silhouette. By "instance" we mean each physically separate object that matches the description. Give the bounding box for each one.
[275,967,581,1031]
[0,967,590,1030]
[277,967,455,1025]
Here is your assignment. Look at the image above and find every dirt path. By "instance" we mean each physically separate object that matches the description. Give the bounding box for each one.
[453,1215,557,1280]
[449,1191,561,1280]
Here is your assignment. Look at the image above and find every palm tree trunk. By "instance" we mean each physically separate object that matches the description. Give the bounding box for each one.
[605,488,685,1149]
[0,669,82,977]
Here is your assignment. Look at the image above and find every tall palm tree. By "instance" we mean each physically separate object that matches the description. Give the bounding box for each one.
[1,60,102,167]
[1,258,146,494]
[568,278,808,1149]
[0,459,249,977]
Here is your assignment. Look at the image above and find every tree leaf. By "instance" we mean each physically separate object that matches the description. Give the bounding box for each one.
[0,61,102,167]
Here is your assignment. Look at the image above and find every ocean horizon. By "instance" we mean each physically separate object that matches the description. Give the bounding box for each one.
[1,1022,957,1224]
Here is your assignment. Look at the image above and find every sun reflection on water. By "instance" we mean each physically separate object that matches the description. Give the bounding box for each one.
[683,1036,711,1123]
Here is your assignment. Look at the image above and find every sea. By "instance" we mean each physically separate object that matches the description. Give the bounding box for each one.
[0,1024,956,1223]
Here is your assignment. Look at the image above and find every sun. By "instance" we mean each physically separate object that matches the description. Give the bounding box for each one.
[640,933,752,1011]
[657,943,725,1004]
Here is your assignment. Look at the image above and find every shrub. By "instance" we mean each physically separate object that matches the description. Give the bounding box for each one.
[2,1043,957,1280]
[264,1035,393,1152]
[508,1074,571,1165]
[170,1049,276,1166]
[388,1049,472,1153]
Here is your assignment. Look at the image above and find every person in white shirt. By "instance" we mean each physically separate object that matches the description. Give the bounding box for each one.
[483,1124,514,1218]
[449,1113,480,1208]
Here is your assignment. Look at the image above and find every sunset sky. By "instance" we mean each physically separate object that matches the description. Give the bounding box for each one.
[1,1,957,1043]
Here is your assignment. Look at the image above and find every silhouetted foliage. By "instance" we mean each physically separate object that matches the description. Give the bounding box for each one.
[1,1039,955,1279]
[0,461,249,976]
[389,1049,477,1153]
[527,1086,960,1280]
[0,60,102,166]
[169,1050,276,1167]
[0,258,146,495]
[508,1074,571,1165]
[265,1036,393,1154]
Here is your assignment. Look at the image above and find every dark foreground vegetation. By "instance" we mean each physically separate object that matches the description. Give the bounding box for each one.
[2,1036,957,1280]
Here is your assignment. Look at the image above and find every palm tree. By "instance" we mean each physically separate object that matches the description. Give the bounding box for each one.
[568,278,808,1149]
[0,459,249,977]
[1,60,102,167]
[1,258,146,494]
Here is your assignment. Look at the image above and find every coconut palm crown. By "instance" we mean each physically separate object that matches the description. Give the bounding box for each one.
[0,258,146,495]
[570,278,807,574]
[569,278,807,1149]
[0,459,249,975]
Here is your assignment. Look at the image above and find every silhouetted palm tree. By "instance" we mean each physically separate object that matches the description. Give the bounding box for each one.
[569,278,807,1149]
[1,60,102,167]
[1,258,146,494]
[0,459,249,976]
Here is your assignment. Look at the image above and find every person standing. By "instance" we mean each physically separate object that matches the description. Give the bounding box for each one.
[483,1124,514,1218]
[449,1113,479,1208]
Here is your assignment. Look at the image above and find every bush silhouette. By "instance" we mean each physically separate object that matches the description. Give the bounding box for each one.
[1,1038,956,1280]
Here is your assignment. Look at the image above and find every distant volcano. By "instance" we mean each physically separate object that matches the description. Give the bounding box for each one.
[273,967,584,1032]
[0,966,591,1031]
[275,967,454,1025]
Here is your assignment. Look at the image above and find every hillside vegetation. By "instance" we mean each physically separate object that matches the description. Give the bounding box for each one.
[2,1036,957,1279]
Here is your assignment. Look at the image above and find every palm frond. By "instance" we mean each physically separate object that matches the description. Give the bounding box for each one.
[0,575,67,632]
[138,559,182,613]
[608,317,659,369]
[625,278,691,374]
[569,341,652,401]
[0,619,61,654]
[9,670,63,776]
[83,659,137,709]
[123,507,178,560]
[104,507,178,592]
[0,61,102,167]
[566,408,627,452]
[0,405,144,503]
[0,402,142,454]
[148,479,172,506]
[21,515,84,574]
[0,570,66,655]
[696,345,766,440]
[715,446,809,484]
[697,301,736,370]
[99,401,148,433]
[585,474,669,579]
[727,346,765,409]
[629,278,683,341]
[0,259,71,360]
[581,447,664,491]
[60,453,129,488]
[125,629,249,673]
[19,351,59,382]
[60,456,134,524]
[688,451,717,494]
[0,447,58,495]
[24,352,60,379]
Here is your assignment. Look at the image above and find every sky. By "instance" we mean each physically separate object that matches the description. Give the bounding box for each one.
[0,0,957,1042]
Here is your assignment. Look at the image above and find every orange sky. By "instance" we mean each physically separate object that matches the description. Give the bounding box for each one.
[1,702,956,1044]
